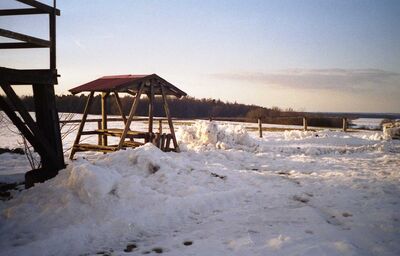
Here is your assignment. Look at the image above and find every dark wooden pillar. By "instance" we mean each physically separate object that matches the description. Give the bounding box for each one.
[32,84,65,170]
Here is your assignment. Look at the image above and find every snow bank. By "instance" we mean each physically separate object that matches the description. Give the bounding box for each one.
[283,130,314,140]
[176,121,256,150]
[0,144,250,255]
[383,121,400,139]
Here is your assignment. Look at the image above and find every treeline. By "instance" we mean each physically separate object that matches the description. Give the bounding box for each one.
[20,94,275,119]
[18,94,343,128]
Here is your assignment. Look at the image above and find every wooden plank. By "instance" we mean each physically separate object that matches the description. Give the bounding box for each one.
[117,83,144,150]
[0,8,47,16]
[69,92,94,159]
[0,67,57,85]
[16,0,60,15]
[122,141,144,148]
[101,92,109,146]
[0,28,50,47]
[160,83,179,152]
[0,43,48,49]
[73,143,117,153]
[96,129,146,139]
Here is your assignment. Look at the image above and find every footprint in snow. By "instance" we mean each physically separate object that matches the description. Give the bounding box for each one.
[342,212,353,217]
[292,195,310,204]
[183,241,193,246]
[124,243,137,252]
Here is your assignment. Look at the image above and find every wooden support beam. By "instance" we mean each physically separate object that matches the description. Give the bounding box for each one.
[0,67,57,85]
[16,0,60,15]
[0,8,47,16]
[148,84,154,134]
[101,92,109,146]
[158,119,163,134]
[0,28,51,47]
[0,42,48,49]
[114,92,127,124]
[160,134,166,151]
[69,92,94,159]
[49,1,56,70]
[1,84,59,166]
[117,83,144,150]
[0,95,42,155]
[160,83,179,152]
[32,83,64,170]
[97,120,102,145]
[165,134,172,151]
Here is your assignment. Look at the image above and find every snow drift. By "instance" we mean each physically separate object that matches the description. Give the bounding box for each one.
[383,121,400,140]
[176,121,256,150]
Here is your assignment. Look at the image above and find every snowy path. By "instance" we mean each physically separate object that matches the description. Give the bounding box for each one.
[0,121,399,255]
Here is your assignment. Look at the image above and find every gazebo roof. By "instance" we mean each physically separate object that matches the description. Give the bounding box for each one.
[69,74,187,98]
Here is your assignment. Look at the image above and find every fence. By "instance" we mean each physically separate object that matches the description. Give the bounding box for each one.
[59,116,350,139]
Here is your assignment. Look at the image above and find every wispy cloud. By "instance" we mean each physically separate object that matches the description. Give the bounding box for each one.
[211,69,400,92]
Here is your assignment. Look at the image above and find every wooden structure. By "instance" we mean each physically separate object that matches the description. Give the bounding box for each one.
[68,74,187,159]
[0,0,65,187]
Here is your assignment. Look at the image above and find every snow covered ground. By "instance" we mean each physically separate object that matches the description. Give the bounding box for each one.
[0,115,399,255]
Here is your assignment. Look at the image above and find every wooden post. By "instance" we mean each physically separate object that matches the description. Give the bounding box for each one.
[160,83,179,152]
[101,92,108,146]
[69,92,94,159]
[97,120,102,145]
[117,83,144,150]
[158,119,163,134]
[343,117,347,132]
[148,84,154,134]
[32,83,64,170]
[303,117,308,131]
[258,118,263,138]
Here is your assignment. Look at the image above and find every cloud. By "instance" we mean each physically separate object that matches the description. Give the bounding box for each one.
[211,69,400,92]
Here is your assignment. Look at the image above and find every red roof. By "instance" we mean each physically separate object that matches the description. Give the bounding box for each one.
[69,74,186,98]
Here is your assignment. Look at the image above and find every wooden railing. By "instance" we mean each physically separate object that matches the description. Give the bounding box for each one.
[59,116,350,139]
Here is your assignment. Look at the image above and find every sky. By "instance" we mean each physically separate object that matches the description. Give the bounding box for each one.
[1,0,399,113]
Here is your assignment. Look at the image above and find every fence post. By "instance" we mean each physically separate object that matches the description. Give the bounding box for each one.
[258,118,263,138]
[303,117,308,131]
[343,117,347,132]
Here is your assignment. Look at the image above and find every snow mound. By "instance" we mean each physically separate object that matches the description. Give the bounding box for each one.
[176,121,256,150]
[383,121,400,140]
[283,130,314,140]
[0,143,249,255]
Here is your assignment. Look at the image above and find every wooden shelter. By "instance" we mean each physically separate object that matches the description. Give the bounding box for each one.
[68,74,187,159]
[0,0,65,187]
